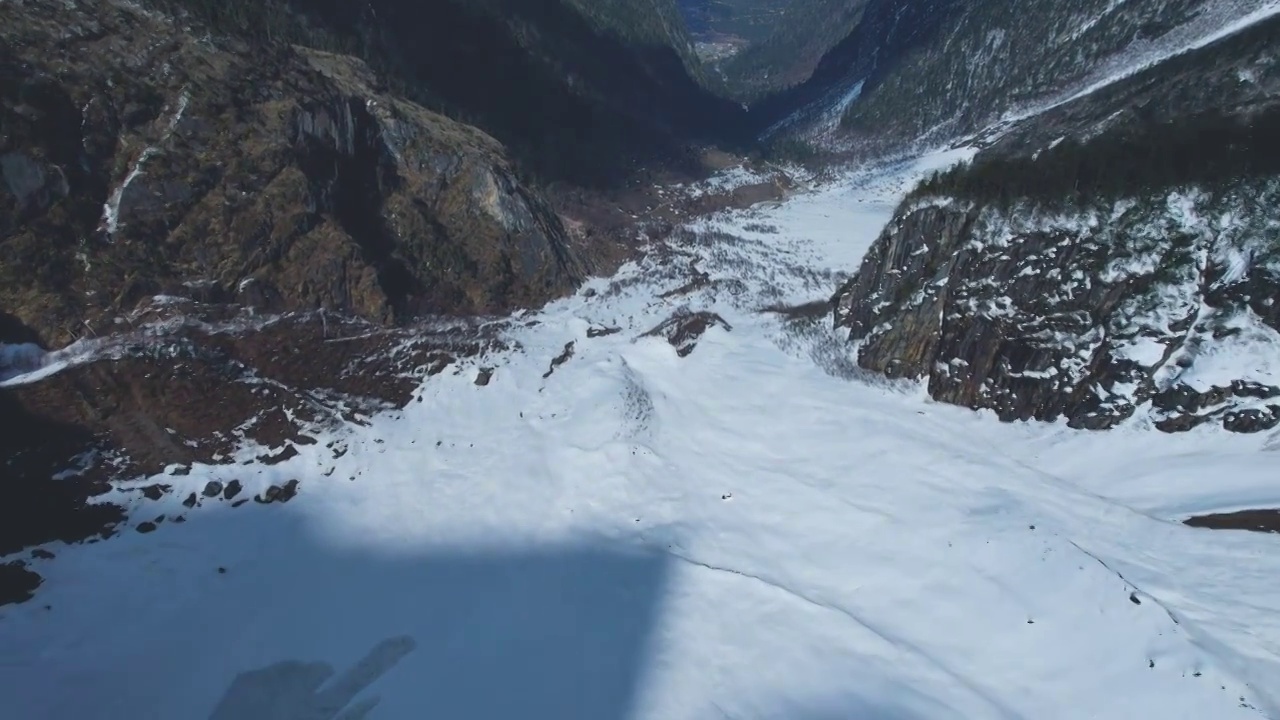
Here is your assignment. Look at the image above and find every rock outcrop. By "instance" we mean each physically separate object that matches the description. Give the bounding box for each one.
[835,190,1280,433]
[1,0,582,348]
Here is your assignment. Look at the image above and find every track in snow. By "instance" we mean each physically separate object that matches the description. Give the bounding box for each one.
[1,152,1278,720]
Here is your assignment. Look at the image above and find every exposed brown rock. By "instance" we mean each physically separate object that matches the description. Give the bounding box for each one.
[641,309,732,357]
[0,562,42,607]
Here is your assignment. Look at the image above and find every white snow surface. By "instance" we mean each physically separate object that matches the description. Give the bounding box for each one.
[0,340,104,387]
[2,151,1279,720]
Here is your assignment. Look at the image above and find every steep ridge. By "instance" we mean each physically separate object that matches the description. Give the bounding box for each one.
[833,11,1280,434]
[149,0,748,186]
[762,0,1280,149]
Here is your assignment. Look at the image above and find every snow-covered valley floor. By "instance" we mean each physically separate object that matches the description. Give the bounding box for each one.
[3,151,1279,720]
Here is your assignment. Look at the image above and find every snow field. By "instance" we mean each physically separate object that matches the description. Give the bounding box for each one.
[1,151,1278,720]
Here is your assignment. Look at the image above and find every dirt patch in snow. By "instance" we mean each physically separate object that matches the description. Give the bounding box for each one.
[1184,509,1280,535]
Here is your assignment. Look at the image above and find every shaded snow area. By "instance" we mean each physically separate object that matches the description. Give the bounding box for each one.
[3,151,1279,720]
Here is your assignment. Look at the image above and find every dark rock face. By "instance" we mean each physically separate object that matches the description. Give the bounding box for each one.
[0,0,581,349]
[834,187,1280,433]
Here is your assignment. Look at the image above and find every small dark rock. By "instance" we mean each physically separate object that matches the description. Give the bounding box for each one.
[31,549,55,560]
[475,368,494,386]
[587,326,622,338]
[1185,508,1280,534]
[255,479,300,504]
[1129,592,1141,605]
[0,562,42,607]
[223,479,243,500]
[202,481,224,498]
[141,484,169,501]
[171,465,192,476]
[173,516,186,523]
[183,492,198,508]
[136,521,158,534]
[641,309,732,357]
[231,499,249,508]
[217,567,227,574]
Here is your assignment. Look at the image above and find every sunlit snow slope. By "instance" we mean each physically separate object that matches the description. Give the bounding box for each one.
[2,152,1278,720]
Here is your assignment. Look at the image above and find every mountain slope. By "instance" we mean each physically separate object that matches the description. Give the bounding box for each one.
[832,8,1280,433]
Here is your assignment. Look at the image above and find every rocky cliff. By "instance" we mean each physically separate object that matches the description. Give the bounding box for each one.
[833,13,1280,433]
[1,0,584,349]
